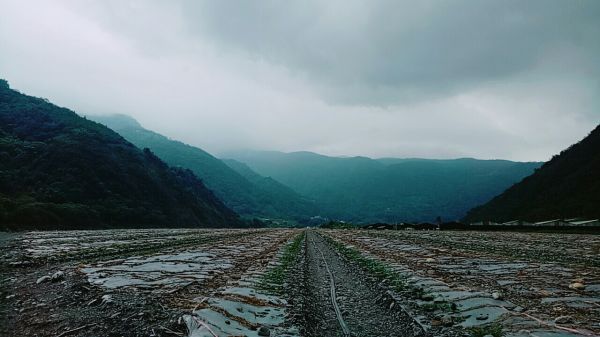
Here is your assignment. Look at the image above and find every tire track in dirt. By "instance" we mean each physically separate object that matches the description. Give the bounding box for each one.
[301,230,426,337]
[314,242,351,336]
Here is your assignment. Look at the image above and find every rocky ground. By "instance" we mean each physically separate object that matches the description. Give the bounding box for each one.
[1,228,598,337]
[324,229,600,337]
[1,229,301,337]
[295,230,432,337]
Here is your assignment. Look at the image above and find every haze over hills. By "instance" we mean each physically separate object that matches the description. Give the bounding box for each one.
[224,150,542,223]
[1,76,596,228]
[0,80,241,230]
[465,124,600,223]
[91,114,317,222]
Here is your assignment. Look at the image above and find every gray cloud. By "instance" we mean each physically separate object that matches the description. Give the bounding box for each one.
[0,0,598,162]
[184,0,600,104]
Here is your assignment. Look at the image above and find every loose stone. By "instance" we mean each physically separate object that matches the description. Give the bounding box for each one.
[258,326,271,336]
[569,282,585,290]
[51,271,64,282]
[36,276,51,284]
[476,313,489,320]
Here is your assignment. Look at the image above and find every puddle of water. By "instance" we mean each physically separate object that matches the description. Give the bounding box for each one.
[455,297,514,311]
[184,310,261,337]
[211,297,285,326]
[81,251,232,291]
[222,287,288,306]
[183,235,300,337]
[184,289,299,337]
[459,306,509,328]
[432,290,486,301]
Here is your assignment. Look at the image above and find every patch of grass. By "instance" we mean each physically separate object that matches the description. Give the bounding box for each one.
[420,301,454,312]
[322,233,462,314]
[469,324,504,337]
[322,234,407,292]
[259,232,305,294]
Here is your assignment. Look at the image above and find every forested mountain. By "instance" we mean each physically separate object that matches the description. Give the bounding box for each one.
[0,80,241,230]
[91,115,317,222]
[225,150,542,223]
[465,125,600,222]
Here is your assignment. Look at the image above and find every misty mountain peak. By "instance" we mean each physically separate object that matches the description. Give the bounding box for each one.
[91,114,142,130]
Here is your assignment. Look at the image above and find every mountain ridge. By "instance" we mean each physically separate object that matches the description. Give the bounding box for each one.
[0,80,241,230]
[224,149,543,223]
[464,124,600,222]
[91,114,317,222]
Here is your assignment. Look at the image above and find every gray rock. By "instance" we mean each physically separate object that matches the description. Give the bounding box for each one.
[101,294,113,305]
[36,276,51,284]
[569,282,585,290]
[51,271,64,282]
[492,292,503,300]
[258,326,271,336]
[476,313,489,320]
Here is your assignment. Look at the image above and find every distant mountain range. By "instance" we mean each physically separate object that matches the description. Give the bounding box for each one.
[93,115,543,224]
[223,150,542,223]
[91,114,317,222]
[465,124,600,222]
[0,80,241,230]
[7,77,591,229]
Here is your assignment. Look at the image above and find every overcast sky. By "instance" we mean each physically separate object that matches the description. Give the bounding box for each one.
[1,0,599,161]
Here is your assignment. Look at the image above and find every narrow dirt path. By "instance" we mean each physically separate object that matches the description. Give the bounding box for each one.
[300,230,426,337]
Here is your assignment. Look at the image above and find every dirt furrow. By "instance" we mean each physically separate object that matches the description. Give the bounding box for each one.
[299,230,426,337]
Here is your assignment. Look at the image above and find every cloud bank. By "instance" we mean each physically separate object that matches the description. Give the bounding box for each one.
[0,0,598,161]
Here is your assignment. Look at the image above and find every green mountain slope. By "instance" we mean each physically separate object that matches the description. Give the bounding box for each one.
[91,115,316,221]
[0,80,241,230]
[225,150,542,223]
[465,124,600,222]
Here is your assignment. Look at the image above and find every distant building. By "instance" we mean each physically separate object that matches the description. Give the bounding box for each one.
[531,219,570,227]
[472,218,600,228]
[470,220,499,226]
[566,219,600,227]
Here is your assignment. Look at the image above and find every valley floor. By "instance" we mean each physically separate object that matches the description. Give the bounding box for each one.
[0,228,598,337]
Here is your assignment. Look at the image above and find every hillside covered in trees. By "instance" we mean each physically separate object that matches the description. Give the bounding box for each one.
[0,80,242,230]
[226,151,542,223]
[91,115,317,222]
[465,124,600,222]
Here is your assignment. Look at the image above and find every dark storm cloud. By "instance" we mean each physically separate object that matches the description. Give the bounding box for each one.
[184,0,600,104]
[0,0,598,161]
